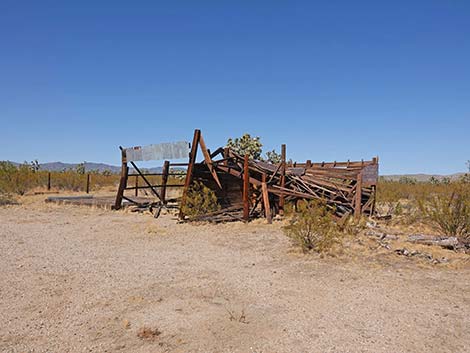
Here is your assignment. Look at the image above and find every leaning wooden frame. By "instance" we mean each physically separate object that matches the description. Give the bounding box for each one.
[113,146,188,216]
[114,129,379,223]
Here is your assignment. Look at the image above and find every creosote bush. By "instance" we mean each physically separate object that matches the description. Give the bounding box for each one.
[283,200,343,254]
[181,181,220,218]
[418,184,470,243]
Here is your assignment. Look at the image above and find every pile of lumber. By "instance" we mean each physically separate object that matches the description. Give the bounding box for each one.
[179,130,378,222]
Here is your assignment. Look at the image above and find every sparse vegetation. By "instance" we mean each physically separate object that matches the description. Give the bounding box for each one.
[283,200,343,254]
[417,184,470,244]
[181,181,220,218]
[0,161,121,194]
[226,133,282,162]
[226,133,263,160]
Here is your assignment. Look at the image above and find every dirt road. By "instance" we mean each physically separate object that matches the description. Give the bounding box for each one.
[1,199,469,352]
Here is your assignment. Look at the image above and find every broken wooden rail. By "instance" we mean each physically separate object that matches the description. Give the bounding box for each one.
[114,129,379,223]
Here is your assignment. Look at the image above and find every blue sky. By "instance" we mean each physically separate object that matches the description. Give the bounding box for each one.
[1,1,469,175]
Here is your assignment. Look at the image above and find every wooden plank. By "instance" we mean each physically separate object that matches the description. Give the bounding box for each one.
[279,144,286,215]
[114,147,128,210]
[160,160,170,204]
[134,175,139,197]
[243,154,250,221]
[179,129,201,219]
[86,174,91,194]
[262,174,272,224]
[354,171,363,220]
[199,133,222,189]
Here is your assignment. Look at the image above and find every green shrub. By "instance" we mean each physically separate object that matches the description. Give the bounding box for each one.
[181,181,220,218]
[283,200,343,253]
[418,184,470,243]
[226,134,263,160]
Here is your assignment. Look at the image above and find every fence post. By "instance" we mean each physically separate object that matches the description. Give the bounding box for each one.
[161,160,170,204]
[86,173,91,194]
[135,175,139,197]
[47,172,51,191]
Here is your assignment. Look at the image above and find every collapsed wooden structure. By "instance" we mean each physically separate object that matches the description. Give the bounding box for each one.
[114,129,379,222]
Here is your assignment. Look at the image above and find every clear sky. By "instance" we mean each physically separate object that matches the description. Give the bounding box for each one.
[1,1,469,175]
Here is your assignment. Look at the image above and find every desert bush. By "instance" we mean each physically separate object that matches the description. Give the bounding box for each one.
[181,181,220,218]
[283,200,343,253]
[226,133,263,160]
[264,149,282,164]
[417,183,470,243]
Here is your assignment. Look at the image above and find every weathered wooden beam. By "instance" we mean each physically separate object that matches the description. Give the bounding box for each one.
[114,147,129,210]
[86,174,91,194]
[354,171,363,220]
[160,160,170,204]
[279,144,286,215]
[199,133,222,189]
[243,154,250,221]
[262,173,272,224]
[134,175,138,197]
[179,129,201,219]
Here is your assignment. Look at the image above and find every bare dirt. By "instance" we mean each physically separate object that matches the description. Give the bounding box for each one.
[1,196,469,353]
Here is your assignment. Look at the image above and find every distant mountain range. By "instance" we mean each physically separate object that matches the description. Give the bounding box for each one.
[3,160,466,180]
[3,161,163,174]
[381,173,466,182]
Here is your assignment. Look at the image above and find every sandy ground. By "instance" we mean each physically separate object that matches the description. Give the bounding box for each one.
[1,197,470,353]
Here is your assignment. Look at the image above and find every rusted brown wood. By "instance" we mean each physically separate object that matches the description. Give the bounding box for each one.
[114,147,129,210]
[243,154,250,221]
[86,174,91,194]
[279,144,286,215]
[354,171,363,220]
[179,129,201,219]
[262,173,272,224]
[199,133,222,189]
[161,160,170,204]
[134,175,139,197]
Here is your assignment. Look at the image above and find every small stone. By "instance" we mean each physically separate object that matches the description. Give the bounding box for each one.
[121,319,131,329]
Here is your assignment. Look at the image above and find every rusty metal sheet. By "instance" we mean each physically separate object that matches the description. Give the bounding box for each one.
[126,141,189,162]
[362,163,379,185]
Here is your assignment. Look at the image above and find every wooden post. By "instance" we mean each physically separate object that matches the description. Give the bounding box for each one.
[223,147,229,166]
[279,144,286,215]
[135,175,139,197]
[243,154,250,221]
[86,174,90,194]
[47,172,51,191]
[161,160,170,204]
[199,133,222,188]
[262,173,272,224]
[114,148,129,210]
[179,129,201,219]
[354,171,363,220]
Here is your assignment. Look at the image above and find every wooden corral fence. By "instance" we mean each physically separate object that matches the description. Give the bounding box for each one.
[114,129,379,222]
